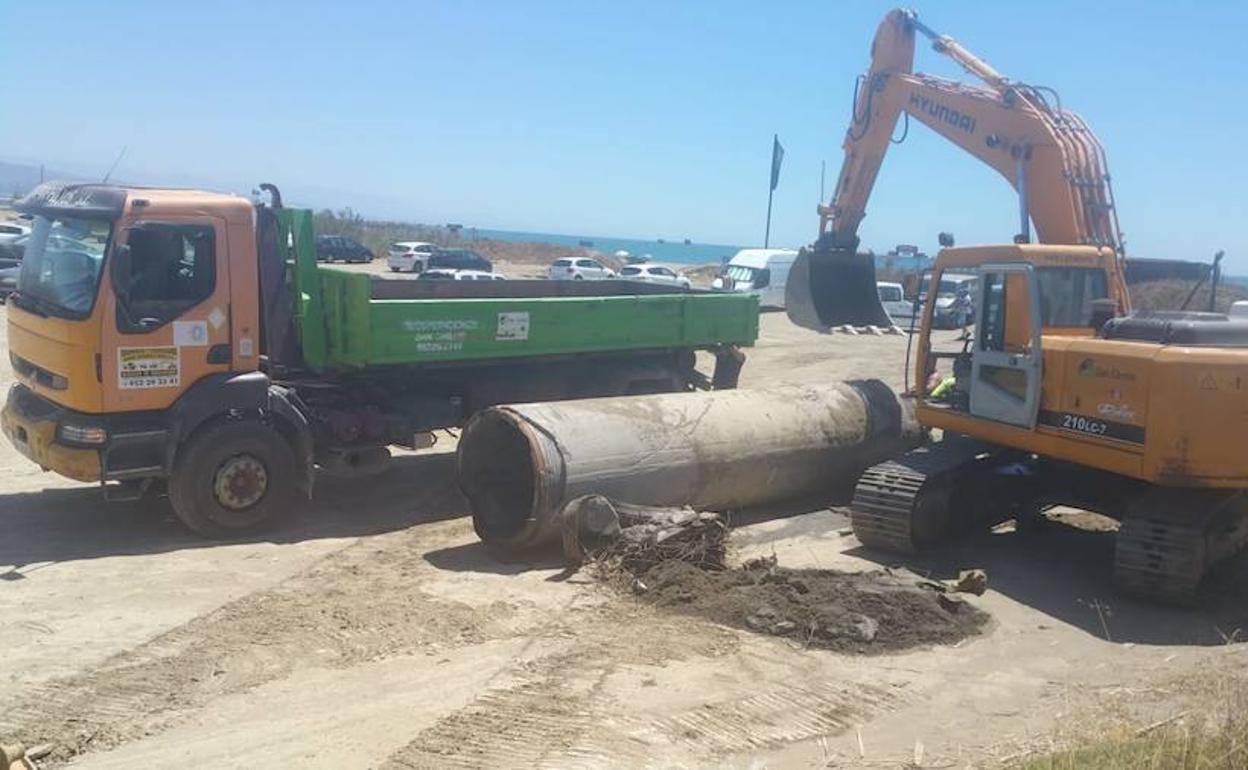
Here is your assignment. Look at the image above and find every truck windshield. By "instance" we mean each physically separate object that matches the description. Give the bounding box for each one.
[15,214,111,318]
[726,265,758,283]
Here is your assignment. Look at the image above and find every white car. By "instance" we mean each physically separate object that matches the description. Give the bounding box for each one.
[549,257,616,280]
[418,269,507,281]
[387,241,438,272]
[877,281,917,326]
[620,264,691,289]
[0,223,30,243]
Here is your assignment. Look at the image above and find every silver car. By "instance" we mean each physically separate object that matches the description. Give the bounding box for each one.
[549,257,616,280]
[387,241,438,272]
[620,264,691,289]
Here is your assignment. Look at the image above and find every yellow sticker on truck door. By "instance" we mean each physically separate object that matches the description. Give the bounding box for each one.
[118,347,180,389]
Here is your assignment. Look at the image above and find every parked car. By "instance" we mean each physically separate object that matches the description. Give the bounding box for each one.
[877,281,917,326]
[0,222,30,244]
[710,248,798,309]
[549,257,616,280]
[619,264,691,289]
[387,241,438,272]
[0,258,21,302]
[0,232,90,262]
[0,234,27,261]
[419,269,507,281]
[918,271,977,328]
[314,235,373,263]
[428,248,493,273]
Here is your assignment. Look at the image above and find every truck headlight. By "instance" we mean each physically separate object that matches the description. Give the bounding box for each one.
[58,423,108,445]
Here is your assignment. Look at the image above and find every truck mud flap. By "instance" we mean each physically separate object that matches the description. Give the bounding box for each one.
[785,245,893,330]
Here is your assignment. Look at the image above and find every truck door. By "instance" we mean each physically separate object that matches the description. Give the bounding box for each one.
[969,263,1042,428]
[102,218,232,411]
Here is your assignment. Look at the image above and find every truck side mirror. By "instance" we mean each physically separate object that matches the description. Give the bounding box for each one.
[110,244,132,304]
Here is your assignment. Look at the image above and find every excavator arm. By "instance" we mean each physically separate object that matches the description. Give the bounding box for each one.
[787,8,1128,330]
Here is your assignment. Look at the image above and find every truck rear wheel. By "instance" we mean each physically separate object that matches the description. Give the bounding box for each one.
[169,420,296,538]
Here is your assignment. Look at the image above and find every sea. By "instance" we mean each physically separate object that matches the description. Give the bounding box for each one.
[470,228,743,266]
[468,227,935,272]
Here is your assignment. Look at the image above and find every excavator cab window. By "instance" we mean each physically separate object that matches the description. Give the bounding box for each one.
[1034,267,1109,327]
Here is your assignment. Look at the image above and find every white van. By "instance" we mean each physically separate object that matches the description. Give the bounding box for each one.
[877,281,917,326]
[711,248,798,309]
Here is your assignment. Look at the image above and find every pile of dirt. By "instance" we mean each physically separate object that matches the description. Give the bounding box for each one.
[1129,278,1248,314]
[568,496,987,653]
[631,557,988,653]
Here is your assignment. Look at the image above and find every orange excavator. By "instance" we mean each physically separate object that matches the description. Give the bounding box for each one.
[786,7,1129,330]
[789,9,1248,602]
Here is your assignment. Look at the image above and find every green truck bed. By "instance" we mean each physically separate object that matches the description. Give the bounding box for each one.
[279,209,758,372]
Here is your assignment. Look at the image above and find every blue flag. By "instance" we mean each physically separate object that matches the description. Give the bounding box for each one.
[770,135,785,191]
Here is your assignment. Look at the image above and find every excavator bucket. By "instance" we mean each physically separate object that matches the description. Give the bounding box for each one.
[785,244,894,330]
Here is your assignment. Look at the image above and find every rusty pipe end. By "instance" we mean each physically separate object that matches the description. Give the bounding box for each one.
[458,407,565,551]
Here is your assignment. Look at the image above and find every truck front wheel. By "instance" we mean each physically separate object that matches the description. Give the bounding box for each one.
[169,420,296,538]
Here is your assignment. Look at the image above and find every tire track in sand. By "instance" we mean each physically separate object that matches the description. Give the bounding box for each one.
[0,523,512,765]
[384,607,899,769]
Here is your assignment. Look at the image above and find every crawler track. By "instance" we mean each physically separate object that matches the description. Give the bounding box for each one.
[850,437,992,554]
[1115,490,1248,604]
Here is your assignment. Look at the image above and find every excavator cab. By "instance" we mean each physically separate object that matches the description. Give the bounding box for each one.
[915,245,1117,428]
[911,260,1042,418]
[785,238,895,330]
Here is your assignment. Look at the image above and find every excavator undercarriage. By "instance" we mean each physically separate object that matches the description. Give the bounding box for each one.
[850,441,1248,603]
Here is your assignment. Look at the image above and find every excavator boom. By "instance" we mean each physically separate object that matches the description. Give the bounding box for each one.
[786,8,1129,330]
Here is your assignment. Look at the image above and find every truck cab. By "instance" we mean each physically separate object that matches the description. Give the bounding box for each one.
[2,183,291,533]
[5,185,256,452]
[8,184,260,415]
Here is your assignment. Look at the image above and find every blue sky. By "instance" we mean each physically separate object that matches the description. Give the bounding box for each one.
[3,1,1246,269]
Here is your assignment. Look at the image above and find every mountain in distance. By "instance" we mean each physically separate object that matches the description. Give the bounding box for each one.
[0,158,418,225]
[0,160,83,198]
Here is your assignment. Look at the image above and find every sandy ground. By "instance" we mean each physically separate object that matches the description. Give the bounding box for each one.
[0,267,1245,768]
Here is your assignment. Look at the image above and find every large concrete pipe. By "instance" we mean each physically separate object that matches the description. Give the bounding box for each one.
[458,380,921,554]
